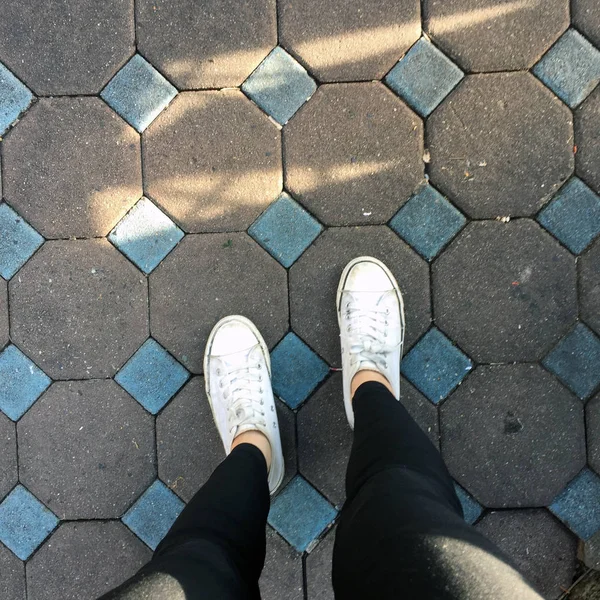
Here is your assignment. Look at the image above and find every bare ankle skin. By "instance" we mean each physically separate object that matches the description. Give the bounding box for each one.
[231,430,272,471]
[351,370,394,402]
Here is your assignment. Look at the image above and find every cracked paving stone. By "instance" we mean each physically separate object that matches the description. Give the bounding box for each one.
[581,238,600,336]
[283,82,424,226]
[290,227,430,366]
[575,88,600,196]
[476,510,577,600]
[136,0,276,89]
[150,233,288,374]
[428,73,574,218]
[305,528,335,600]
[3,98,142,239]
[279,0,420,82]
[0,542,25,600]
[0,413,16,502]
[9,240,148,380]
[26,521,151,600]
[259,528,303,600]
[143,90,282,233]
[424,0,569,73]
[18,380,155,520]
[573,0,600,49]
[433,221,577,363]
[441,364,585,508]
[0,280,7,349]
[588,395,600,476]
[0,0,134,95]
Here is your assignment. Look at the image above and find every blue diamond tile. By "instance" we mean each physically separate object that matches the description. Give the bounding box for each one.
[454,483,483,525]
[0,485,58,560]
[385,38,464,117]
[401,328,473,404]
[249,192,322,268]
[550,469,600,540]
[0,203,44,280]
[533,29,600,108]
[242,47,317,125]
[268,476,337,552]
[122,480,184,550]
[271,332,329,409]
[389,185,466,260]
[101,54,178,132]
[109,197,184,274]
[0,62,33,135]
[115,338,189,414]
[0,345,51,421]
[543,323,600,400]
[538,178,600,254]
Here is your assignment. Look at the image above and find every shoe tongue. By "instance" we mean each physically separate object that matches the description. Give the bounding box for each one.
[346,290,386,307]
[219,344,260,369]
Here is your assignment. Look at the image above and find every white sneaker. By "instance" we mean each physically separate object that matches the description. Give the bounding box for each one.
[204,315,284,495]
[337,257,405,428]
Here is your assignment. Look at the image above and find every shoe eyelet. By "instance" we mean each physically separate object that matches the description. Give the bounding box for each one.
[386,308,390,315]
[383,362,388,369]
[271,406,275,412]
[216,368,221,376]
[258,376,262,382]
[347,325,351,332]
[258,363,262,370]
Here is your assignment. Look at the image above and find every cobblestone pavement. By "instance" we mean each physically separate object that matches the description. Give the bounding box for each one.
[0,1,600,599]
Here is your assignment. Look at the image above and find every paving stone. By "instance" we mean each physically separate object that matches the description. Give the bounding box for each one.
[583,530,600,570]
[242,47,317,125]
[0,0,133,95]
[575,88,600,195]
[550,469,600,540]
[475,509,577,599]
[0,485,57,560]
[3,98,142,239]
[588,395,600,476]
[401,328,472,404]
[279,0,420,81]
[248,192,323,268]
[441,364,585,508]
[136,0,276,89]
[569,570,600,600]
[101,54,178,133]
[305,528,335,600]
[0,414,16,501]
[533,29,600,109]
[385,38,464,117]
[19,380,155,520]
[122,480,184,550]
[573,0,600,49]
[259,528,303,600]
[0,62,33,135]
[424,0,569,73]
[283,82,424,226]
[115,338,189,415]
[271,333,329,410]
[433,220,577,363]
[581,238,600,336]
[10,240,148,380]
[538,178,600,254]
[297,374,352,507]
[542,323,600,400]
[290,227,430,366]
[26,521,151,600]
[0,280,9,350]
[428,73,574,218]
[389,184,466,261]
[0,345,50,422]
[0,542,25,600]
[454,483,483,525]
[0,203,43,281]
[143,90,281,233]
[268,476,337,552]
[150,233,288,373]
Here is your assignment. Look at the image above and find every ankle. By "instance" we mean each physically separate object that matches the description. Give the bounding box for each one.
[351,370,394,401]
[231,430,272,471]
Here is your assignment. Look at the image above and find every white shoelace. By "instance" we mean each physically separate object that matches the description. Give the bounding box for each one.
[217,362,266,436]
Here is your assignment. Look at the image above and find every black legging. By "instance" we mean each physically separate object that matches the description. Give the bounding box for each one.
[100,382,543,599]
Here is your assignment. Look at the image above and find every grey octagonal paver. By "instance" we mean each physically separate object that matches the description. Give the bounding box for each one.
[305,528,335,600]
[143,90,282,233]
[573,0,600,52]
[433,221,577,363]
[476,510,577,600]
[588,395,600,476]
[18,380,155,520]
[26,521,151,600]
[290,227,430,366]
[580,238,600,336]
[9,240,148,380]
[0,413,17,502]
[441,364,585,508]
[3,98,142,239]
[576,88,600,195]
[428,73,574,219]
[0,280,8,350]
[0,0,134,95]
[150,233,288,374]
[259,528,304,600]
[284,82,424,226]
[0,542,25,600]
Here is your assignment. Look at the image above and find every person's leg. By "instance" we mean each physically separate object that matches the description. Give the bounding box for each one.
[100,316,285,600]
[332,257,542,599]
